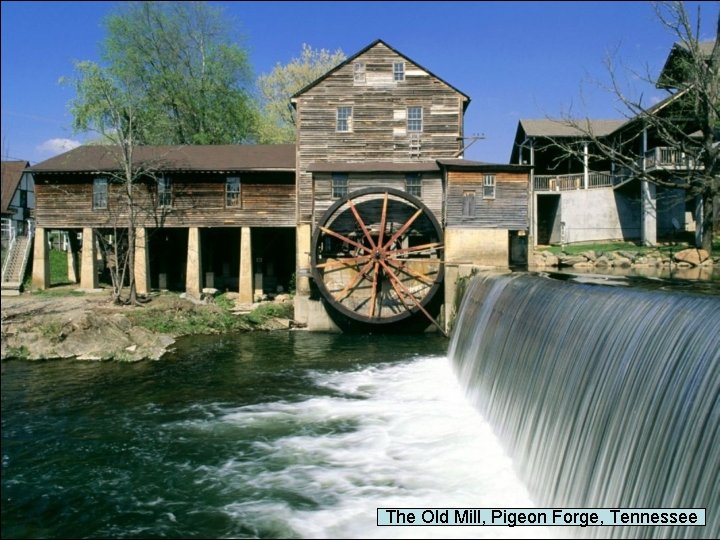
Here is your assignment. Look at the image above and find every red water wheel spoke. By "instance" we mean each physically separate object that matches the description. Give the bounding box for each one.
[334,258,375,303]
[319,226,371,255]
[315,254,372,270]
[348,199,377,251]
[382,208,423,251]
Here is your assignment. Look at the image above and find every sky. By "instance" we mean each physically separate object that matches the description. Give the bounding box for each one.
[1,1,717,165]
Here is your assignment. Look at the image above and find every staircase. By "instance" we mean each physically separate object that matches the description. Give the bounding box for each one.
[1,234,32,296]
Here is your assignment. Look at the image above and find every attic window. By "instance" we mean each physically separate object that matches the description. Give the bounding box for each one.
[93,177,108,210]
[226,176,241,208]
[393,62,405,81]
[354,62,366,83]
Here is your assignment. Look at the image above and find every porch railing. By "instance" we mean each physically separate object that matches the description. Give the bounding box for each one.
[534,171,613,192]
[644,147,697,171]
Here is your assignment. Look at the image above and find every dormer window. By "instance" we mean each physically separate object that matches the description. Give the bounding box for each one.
[393,62,405,81]
[354,62,366,83]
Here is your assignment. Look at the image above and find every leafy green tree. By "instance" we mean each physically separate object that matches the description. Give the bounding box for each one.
[101,1,258,144]
[257,44,346,143]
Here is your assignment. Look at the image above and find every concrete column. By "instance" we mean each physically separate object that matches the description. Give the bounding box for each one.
[185,227,202,297]
[295,223,312,295]
[239,226,253,303]
[134,227,150,295]
[80,227,98,289]
[67,230,80,284]
[31,227,50,290]
[641,180,657,246]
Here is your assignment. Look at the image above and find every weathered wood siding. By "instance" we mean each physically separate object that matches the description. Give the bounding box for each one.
[312,172,443,224]
[446,170,529,230]
[296,42,466,224]
[34,172,295,229]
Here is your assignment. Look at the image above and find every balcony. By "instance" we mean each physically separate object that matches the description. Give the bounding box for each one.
[644,147,698,172]
[534,171,613,192]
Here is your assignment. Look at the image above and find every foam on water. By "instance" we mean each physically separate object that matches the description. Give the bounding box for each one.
[185,356,549,538]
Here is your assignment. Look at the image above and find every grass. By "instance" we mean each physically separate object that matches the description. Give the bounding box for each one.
[244,301,293,325]
[50,249,70,285]
[127,299,247,335]
[538,238,718,258]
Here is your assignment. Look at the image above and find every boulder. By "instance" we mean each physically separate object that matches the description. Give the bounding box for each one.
[558,255,588,267]
[673,248,709,267]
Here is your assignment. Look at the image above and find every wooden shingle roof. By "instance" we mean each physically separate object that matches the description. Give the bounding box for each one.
[31,144,296,173]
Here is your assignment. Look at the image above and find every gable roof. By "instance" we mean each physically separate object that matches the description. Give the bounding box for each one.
[1,160,29,214]
[290,39,471,109]
[658,40,717,88]
[31,144,296,174]
[517,119,627,138]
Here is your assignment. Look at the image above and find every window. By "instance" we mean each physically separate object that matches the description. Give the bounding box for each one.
[462,190,476,217]
[226,176,241,208]
[158,175,172,207]
[93,177,108,210]
[405,174,422,198]
[483,174,496,199]
[354,62,366,82]
[393,62,405,81]
[407,106,423,132]
[337,106,353,132]
[332,174,348,199]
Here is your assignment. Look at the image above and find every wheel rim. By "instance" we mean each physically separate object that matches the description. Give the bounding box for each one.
[311,187,444,329]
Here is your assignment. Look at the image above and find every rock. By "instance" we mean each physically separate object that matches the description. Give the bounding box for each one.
[224,292,239,301]
[259,317,292,330]
[616,250,639,260]
[202,287,220,296]
[538,251,559,267]
[573,262,594,269]
[558,255,588,267]
[673,249,708,266]
[274,294,292,303]
[594,256,611,268]
[580,250,597,262]
[614,256,632,268]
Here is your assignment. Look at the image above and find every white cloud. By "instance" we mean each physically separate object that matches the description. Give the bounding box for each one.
[36,138,81,156]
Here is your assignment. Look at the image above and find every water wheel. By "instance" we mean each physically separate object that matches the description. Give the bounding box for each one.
[311,187,445,334]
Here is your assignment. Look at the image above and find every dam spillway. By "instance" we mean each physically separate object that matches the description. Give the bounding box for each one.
[449,273,719,538]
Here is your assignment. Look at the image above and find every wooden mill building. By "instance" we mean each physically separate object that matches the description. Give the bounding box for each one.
[29,40,530,332]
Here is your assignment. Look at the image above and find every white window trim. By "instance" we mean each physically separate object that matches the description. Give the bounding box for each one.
[225,176,241,208]
[354,62,366,83]
[407,106,423,133]
[393,62,405,81]
[483,174,496,200]
[332,174,349,199]
[93,177,108,210]
[336,106,353,132]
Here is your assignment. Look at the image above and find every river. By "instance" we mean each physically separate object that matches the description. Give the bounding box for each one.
[1,332,544,539]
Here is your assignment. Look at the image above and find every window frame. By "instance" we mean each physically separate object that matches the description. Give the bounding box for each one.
[354,61,366,83]
[332,173,349,199]
[336,106,353,132]
[157,174,172,208]
[405,173,422,198]
[393,62,405,81]
[483,174,496,200]
[407,106,423,133]
[225,176,241,208]
[92,177,108,210]
[462,190,476,217]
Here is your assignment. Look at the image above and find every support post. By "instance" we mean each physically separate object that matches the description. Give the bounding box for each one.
[80,227,98,289]
[296,223,312,295]
[134,227,150,295]
[185,227,202,297]
[239,226,253,303]
[31,227,50,290]
[583,143,589,190]
[67,230,80,284]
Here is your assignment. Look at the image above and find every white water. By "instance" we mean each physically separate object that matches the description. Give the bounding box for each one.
[179,356,550,538]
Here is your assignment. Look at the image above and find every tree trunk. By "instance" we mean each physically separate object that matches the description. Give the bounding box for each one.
[700,190,714,254]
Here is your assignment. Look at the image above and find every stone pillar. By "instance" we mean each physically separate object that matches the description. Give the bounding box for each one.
[641,180,657,246]
[134,227,150,295]
[185,227,202,297]
[31,227,50,290]
[80,227,98,290]
[295,223,312,295]
[239,226,253,303]
[67,230,80,284]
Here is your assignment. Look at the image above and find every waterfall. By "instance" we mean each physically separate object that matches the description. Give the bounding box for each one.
[449,273,719,539]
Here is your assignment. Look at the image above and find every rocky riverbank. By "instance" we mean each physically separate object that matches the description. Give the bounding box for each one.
[0,289,297,362]
[532,247,717,278]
